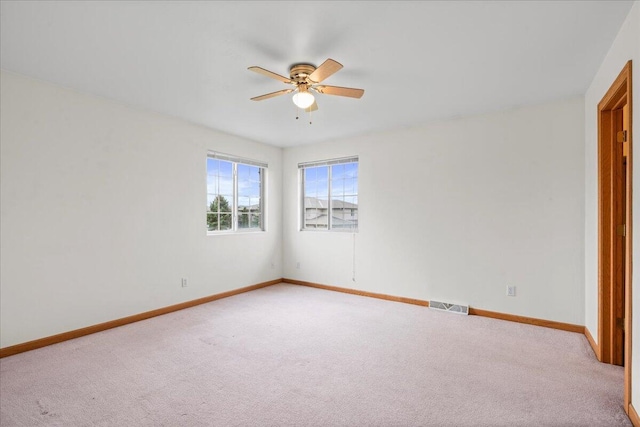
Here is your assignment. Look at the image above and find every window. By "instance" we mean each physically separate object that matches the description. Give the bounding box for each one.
[207,153,266,233]
[300,157,358,231]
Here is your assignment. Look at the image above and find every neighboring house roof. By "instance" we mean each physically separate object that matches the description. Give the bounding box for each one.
[304,197,357,209]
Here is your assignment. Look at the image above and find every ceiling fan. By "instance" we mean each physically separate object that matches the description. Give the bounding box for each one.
[248,58,364,113]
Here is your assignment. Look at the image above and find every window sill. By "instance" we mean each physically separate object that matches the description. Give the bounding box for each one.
[300,229,358,233]
[207,230,266,236]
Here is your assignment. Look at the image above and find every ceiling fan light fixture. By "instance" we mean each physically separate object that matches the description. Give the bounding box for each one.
[248,59,364,114]
[292,91,315,109]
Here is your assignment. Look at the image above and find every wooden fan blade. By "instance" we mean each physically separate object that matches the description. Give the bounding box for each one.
[308,59,343,83]
[250,88,294,101]
[314,85,364,98]
[305,100,318,112]
[248,66,292,84]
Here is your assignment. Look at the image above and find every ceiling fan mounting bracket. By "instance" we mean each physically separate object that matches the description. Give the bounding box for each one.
[289,64,316,83]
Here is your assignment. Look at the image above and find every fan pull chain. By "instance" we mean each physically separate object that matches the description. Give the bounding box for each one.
[293,107,312,124]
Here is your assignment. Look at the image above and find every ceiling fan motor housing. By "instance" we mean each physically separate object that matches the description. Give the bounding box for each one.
[290,64,316,84]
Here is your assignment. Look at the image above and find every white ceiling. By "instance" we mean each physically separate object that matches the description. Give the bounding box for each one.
[0,1,634,147]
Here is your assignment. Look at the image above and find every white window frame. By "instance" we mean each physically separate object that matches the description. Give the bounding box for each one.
[299,156,359,232]
[207,152,267,234]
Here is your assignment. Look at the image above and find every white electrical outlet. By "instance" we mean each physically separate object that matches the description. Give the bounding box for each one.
[296,262,300,269]
[270,262,275,269]
[181,278,188,288]
[507,286,516,297]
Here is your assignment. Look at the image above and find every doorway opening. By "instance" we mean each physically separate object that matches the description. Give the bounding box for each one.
[598,60,632,413]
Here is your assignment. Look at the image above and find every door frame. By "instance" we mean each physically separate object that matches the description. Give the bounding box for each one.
[598,60,632,412]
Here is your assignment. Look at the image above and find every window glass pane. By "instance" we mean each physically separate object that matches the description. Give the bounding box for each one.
[209,195,230,213]
[303,165,329,229]
[331,163,357,196]
[301,160,357,231]
[237,165,263,231]
[334,222,356,230]
[219,161,233,178]
[332,178,345,197]
[305,181,329,200]
[207,211,233,231]
[219,213,232,230]
[237,163,250,179]
[207,156,265,233]
[316,166,328,181]
[305,167,316,182]
[344,162,358,178]
[250,213,261,228]
[304,181,317,197]
[343,196,358,206]
[220,195,233,212]
[250,166,260,182]
[303,198,315,210]
[219,178,233,195]
[207,159,221,211]
[344,178,358,196]
[306,208,327,228]
[241,181,260,199]
[207,194,218,209]
[249,181,261,198]
[238,212,261,230]
[316,189,329,200]
[206,213,217,231]
[238,196,250,209]
[207,158,230,231]
[249,197,260,210]
[332,164,345,179]
[332,208,347,229]
[207,159,220,176]
[238,166,261,194]
[238,213,250,229]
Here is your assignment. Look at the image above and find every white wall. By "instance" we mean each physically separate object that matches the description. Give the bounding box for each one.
[584,0,640,410]
[283,97,585,325]
[0,71,283,348]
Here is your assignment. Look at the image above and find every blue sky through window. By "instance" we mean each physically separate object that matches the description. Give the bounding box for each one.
[207,155,266,232]
[304,166,329,200]
[304,163,358,203]
[237,163,261,210]
[207,159,234,209]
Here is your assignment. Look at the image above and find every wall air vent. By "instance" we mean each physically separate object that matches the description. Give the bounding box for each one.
[429,300,469,315]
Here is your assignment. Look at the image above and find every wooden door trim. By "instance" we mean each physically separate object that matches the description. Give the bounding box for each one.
[597,60,632,413]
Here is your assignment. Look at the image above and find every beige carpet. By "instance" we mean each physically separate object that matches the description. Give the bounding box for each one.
[0,283,630,426]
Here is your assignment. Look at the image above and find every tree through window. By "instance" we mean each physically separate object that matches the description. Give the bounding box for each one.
[207,153,266,233]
